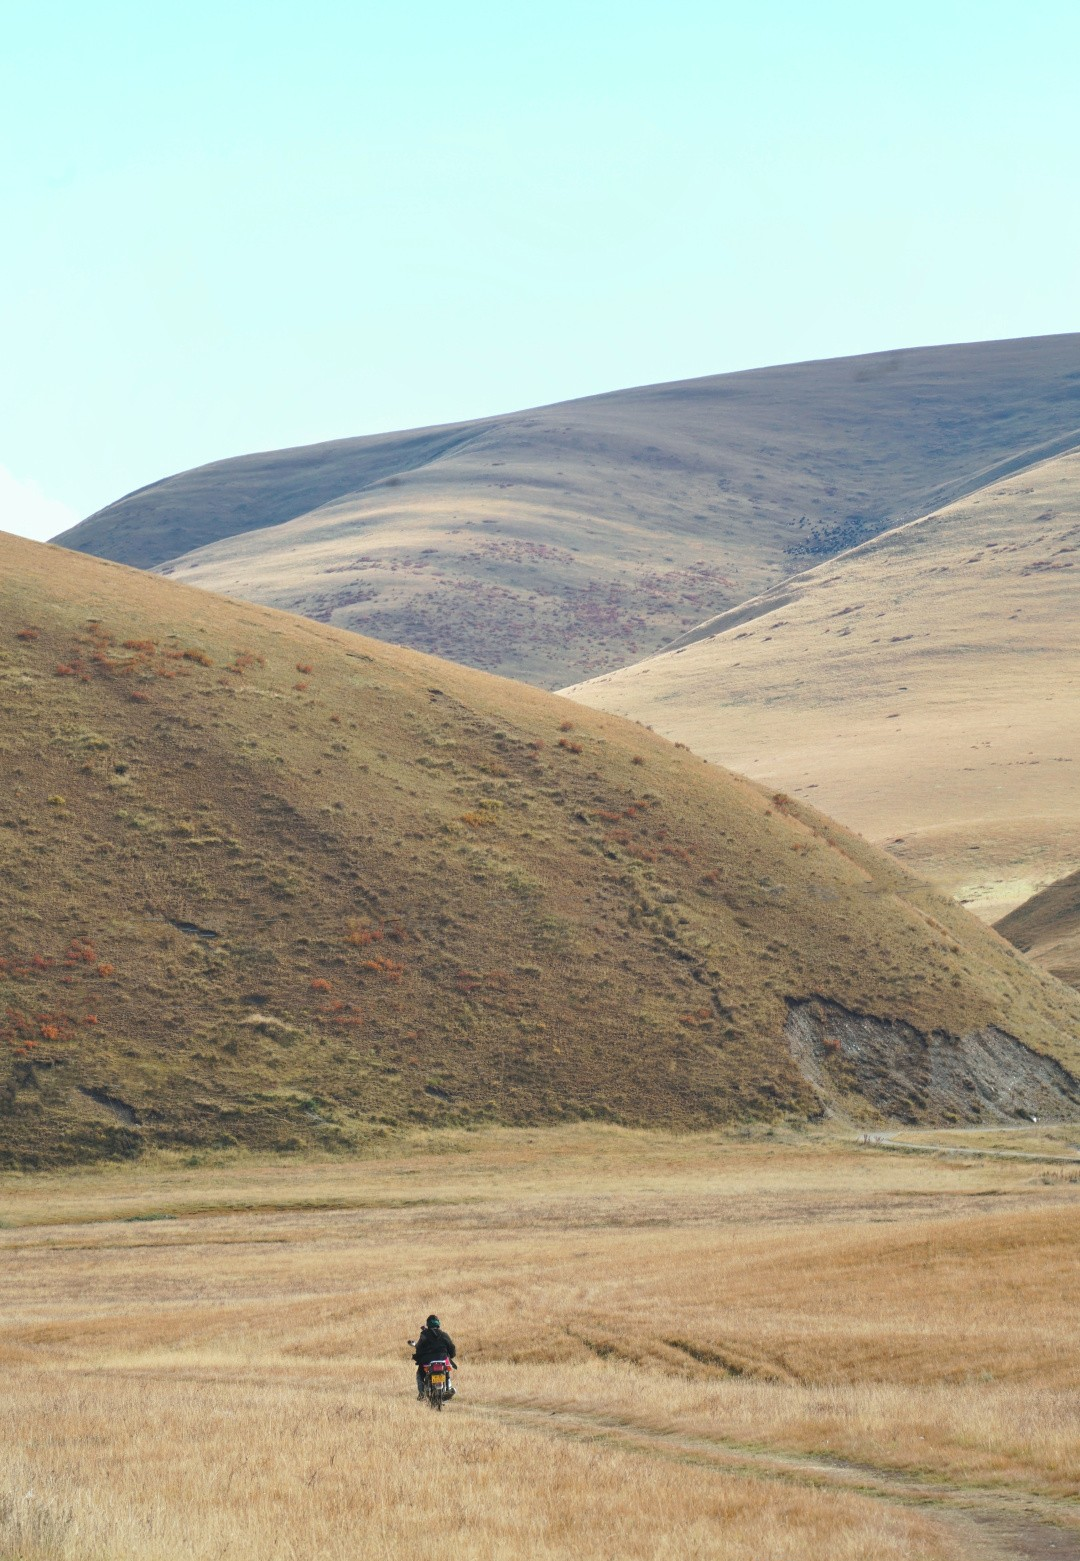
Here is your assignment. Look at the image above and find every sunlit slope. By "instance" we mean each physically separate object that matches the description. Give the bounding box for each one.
[997,869,1080,990]
[56,335,1080,687]
[3,531,1079,1166]
[567,451,1080,922]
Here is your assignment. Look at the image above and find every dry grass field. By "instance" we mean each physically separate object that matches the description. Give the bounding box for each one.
[57,335,1080,686]
[2,1127,1079,1560]
[569,448,1080,929]
[7,529,1080,1166]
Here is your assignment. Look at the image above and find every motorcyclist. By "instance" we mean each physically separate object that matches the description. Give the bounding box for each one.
[412,1314,457,1399]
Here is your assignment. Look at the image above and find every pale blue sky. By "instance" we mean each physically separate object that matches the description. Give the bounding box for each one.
[2,1,1078,537]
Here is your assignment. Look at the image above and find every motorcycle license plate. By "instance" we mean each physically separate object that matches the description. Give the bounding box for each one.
[431,1373,445,1386]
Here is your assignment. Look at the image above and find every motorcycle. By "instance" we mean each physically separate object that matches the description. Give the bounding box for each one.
[410,1343,457,1410]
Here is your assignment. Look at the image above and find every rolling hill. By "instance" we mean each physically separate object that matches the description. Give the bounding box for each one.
[997,868,1080,990]
[3,531,1080,1167]
[55,335,1080,688]
[567,449,1080,925]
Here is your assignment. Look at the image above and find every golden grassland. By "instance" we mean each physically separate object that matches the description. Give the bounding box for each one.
[2,1127,1079,1560]
[569,448,1080,931]
[5,530,1080,1166]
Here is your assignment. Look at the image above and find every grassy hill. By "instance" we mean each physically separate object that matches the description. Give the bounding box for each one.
[997,869,1080,990]
[55,335,1080,687]
[568,449,1080,925]
[3,530,1080,1167]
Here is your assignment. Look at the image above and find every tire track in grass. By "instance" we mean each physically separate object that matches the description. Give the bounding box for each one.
[468,1399,1080,1561]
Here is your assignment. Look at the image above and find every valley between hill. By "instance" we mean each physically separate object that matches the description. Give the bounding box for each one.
[996,866,1080,990]
[568,449,1080,928]
[4,530,1080,1166]
[56,335,1080,687]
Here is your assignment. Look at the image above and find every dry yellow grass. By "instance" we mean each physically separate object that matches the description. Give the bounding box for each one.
[2,1128,1079,1560]
[0,1376,960,1561]
[569,448,1080,925]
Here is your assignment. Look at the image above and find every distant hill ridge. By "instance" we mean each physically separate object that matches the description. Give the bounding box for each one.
[566,446,1080,928]
[3,531,1080,1166]
[56,334,1080,687]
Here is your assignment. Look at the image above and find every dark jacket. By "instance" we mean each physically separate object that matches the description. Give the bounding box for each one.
[413,1325,456,1364]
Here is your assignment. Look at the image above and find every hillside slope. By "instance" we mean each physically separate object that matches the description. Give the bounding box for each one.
[997,870,1080,990]
[56,335,1080,687]
[3,531,1080,1166]
[567,450,1080,923]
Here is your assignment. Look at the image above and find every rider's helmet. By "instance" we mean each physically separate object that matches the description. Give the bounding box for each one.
[426,1314,440,1329]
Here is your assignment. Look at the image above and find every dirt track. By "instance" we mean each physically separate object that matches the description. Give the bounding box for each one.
[474,1399,1080,1561]
[863,1133,1080,1165]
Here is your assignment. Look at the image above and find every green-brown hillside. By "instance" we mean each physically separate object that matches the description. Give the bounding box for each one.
[55,335,1080,687]
[997,870,1080,991]
[3,531,1079,1166]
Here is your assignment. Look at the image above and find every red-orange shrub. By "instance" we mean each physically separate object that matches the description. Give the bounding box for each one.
[361,956,404,981]
[346,924,383,947]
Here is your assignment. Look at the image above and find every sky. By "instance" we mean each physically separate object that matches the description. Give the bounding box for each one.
[2,0,1078,540]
